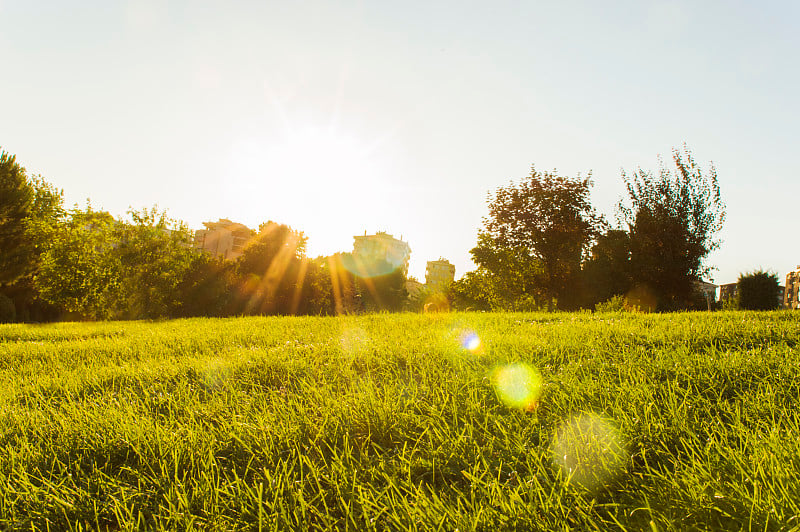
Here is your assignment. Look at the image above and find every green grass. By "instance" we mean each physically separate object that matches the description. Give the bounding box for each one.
[1,311,799,531]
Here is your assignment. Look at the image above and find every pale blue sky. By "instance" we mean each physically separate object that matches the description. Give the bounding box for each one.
[2,1,797,284]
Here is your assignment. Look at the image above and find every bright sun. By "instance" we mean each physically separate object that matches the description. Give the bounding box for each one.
[227,122,392,257]
[264,126,379,186]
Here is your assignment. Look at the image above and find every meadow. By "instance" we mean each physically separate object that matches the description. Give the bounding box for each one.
[1,311,799,531]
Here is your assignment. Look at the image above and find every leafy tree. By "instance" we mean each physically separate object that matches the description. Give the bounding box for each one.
[355,262,407,312]
[453,233,546,311]
[235,221,309,315]
[36,206,197,320]
[0,150,34,287]
[113,207,197,319]
[737,270,780,311]
[479,167,604,310]
[618,145,725,310]
[11,177,67,321]
[174,253,237,318]
[35,207,121,319]
[581,229,632,308]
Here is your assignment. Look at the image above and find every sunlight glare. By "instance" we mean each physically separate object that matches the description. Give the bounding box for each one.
[551,413,628,492]
[339,326,370,358]
[458,330,482,353]
[264,126,378,190]
[491,362,542,411]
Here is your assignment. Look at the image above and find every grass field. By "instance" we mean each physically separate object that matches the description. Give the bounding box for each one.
[1,311,799,531]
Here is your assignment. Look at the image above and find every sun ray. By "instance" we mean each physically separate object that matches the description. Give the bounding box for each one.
[327,255,344,315]
[245,232,302,314]
[351,254,384,309]
[290,256,309,315]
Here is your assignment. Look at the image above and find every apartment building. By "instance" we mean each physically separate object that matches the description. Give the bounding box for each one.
[786,267,800,309]
[425,259,456,291]
[194,219,253,261]
[352,231,411,275]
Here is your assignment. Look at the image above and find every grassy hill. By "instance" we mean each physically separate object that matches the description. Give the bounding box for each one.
[1,311,799,530]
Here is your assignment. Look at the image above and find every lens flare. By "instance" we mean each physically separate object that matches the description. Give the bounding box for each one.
[458,330,482,353]
[625,284,657,312]
[551,413,628,492]
[339,243,409,279]
[491,363,542,411]
[200,360,233,392]
[339,327,370,357]
[422,292,450,313]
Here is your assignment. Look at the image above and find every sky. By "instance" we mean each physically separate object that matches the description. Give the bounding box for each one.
[1,0,798,285]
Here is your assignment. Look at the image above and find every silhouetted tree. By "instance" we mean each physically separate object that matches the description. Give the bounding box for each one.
[581,229,632,308]
[618,145,725,311]
[356,262,407,312]
[235,221,309,315]
[479,167,604,310]
[175,253,237,317]
[316,253,359,315]
[737,270,780,310]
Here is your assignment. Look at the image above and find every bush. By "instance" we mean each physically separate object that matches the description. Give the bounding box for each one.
[0,293,16,323]
[738,270,780,310]
[595,295,627,312]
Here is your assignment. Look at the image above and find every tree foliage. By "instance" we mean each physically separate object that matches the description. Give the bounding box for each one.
[581,229,632,308]
[479,167,604,310]
[737,270,780,311]
[618,146,725,310]
[113,207,197,318]
[0,150,34,286]
[35,207,121,319]
[235,221,311,315]
[452,233,545,311]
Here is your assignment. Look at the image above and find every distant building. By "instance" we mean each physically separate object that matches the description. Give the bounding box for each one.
[695,280,718,311]
[786,267,800,309]
[426,259,456,291]
[194,219,253,260]
[719,282,738,304]
[352,231,411,275]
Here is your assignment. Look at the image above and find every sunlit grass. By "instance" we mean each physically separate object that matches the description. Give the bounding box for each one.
[1,311,799,530]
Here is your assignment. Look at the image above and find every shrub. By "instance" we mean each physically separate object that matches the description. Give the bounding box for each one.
[738,270,780,310]
[595,294,627,312]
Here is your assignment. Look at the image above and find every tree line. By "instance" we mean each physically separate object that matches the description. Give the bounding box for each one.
[0,148,408,322]
[1,145,731,322]
[450,145,727,312]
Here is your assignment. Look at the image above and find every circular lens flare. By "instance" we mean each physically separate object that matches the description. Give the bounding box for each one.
[458,330,483,353]
[551,413,628,492]
[491,363,542,411]
[339,326,370,357]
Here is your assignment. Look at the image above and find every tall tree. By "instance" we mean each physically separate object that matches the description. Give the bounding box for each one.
[0,150,65,321]
[454,232,545,310]
[618,145,725,310]
[480,167,604,310]
[35,207,121,319]
[235,221,309,315]
[113,207,197,319]
[0,150,34,287]
[737,270,780,311]
[581,229,632,308]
